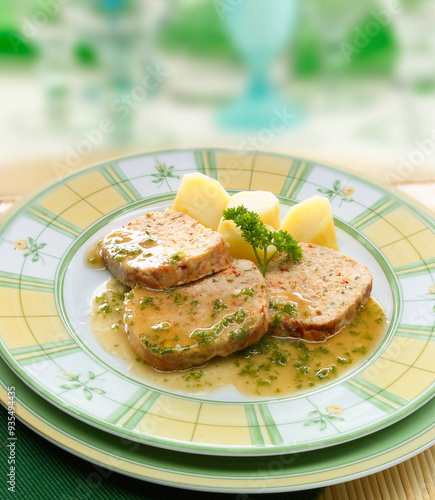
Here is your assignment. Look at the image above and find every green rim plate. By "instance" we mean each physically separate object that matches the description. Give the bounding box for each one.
[1,358,435,493]
[0,148,434,456]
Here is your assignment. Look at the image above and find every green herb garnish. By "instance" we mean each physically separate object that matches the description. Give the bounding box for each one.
[232,287,256,301]
[211,298,229,318]
[269,299,297,317]
[169,251,185,264]
[271,313,283,327]
[140,297,155,309]
[222,206,302,276]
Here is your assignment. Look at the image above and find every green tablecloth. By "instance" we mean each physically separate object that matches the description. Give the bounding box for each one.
[0,404,322,499]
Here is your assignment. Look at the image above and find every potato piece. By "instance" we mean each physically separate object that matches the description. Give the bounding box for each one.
[217,191,280,262]
[225,191,280,229]
[171,173,230,230]
[218,221,276,263]
[280,195,338,250]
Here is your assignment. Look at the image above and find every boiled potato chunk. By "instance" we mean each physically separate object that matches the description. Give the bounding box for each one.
[217,191,280,261]
[171,173,230,230]
[225,191,280,229]
[218,221,276,262]
[280,195,338,250]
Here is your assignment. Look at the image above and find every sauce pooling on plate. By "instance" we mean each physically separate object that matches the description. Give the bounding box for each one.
[85,240,105,270]
[91,279,388,397]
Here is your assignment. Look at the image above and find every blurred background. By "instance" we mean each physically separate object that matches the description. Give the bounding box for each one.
[1,0,435,196]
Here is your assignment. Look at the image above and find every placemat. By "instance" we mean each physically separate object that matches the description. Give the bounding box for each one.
[319,447,435,500]
[320,180,435,500]
[0,404,321,499]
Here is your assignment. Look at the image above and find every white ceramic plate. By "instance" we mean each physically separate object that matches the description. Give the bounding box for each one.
[0,149,434,455]
[1,358,435,493]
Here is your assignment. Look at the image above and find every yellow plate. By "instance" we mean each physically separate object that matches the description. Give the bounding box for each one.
[0,149,434,456]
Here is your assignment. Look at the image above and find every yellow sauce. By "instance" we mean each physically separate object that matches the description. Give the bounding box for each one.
[102,228,176,269]
[84,240,106,270]
[270,290,313,318]
[91,279,388,397]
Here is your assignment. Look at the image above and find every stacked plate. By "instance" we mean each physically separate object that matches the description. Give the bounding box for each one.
[1,148,434,493]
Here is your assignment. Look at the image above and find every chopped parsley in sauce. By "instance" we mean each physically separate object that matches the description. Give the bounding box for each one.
[91,278,387,398]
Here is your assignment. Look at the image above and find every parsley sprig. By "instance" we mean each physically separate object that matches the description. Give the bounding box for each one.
[222,206,302,276]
